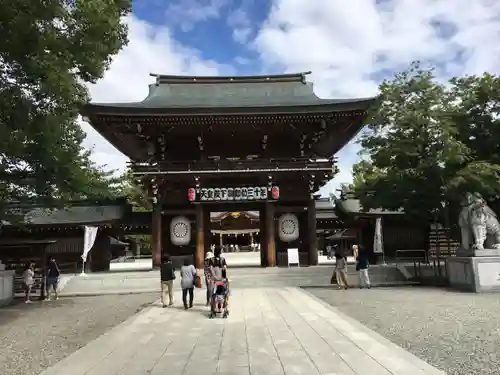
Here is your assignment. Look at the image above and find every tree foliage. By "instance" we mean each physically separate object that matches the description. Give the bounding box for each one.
[352,62,500,220]
[0,0,132,216]
[115,170,152,212]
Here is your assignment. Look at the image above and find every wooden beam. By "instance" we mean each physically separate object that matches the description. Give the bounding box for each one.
[151,205,162,268]
[195,205,205,269]
[275,206,307,213]
[161,209,196,215]
[308,198,318,266]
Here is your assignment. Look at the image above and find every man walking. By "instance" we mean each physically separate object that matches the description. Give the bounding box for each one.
[46,257,60,301]
[355,245,371,289]
[160,255,175,307]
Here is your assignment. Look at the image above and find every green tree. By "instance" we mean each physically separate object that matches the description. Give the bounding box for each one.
[446,73,500,197]
[114,169,152,255]
[351,159,382,192]
[70,150,124,200]
[116,170,152,212]
[0,0,132,216]
[352,62,500,220]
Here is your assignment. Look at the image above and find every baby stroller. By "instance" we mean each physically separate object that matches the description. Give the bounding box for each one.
[209,280,229,319]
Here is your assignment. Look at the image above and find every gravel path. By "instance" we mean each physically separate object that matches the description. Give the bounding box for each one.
[0,293,158,375]
[306,286,500,375]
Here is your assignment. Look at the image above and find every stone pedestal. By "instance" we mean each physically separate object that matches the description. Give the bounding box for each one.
[447,252,500,293]
[456,248,500,257]
[0,270,15,306]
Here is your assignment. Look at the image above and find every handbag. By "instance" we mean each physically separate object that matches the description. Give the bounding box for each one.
[194,275,202,288]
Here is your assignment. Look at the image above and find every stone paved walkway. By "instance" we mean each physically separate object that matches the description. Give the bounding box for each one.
[39,288,445,375]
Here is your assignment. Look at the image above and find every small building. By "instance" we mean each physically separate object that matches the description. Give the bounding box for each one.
[332,193,454,262]
[0,199,146,273]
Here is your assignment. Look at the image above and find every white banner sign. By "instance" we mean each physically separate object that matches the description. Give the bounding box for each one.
[82,226,98,262]
[373,217,384,254]
[287,248,300,267]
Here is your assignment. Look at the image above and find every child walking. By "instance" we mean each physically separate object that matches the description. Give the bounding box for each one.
[22,262,35,303]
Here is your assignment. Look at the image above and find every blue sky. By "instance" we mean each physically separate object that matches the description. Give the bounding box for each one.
[134,0,269,69]
[82,0,500,196]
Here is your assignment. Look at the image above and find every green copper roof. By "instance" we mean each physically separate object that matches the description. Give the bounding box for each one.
[84,73,375,113]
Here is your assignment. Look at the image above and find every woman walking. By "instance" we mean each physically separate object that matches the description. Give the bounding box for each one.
[334,252,349,290]
[180,258,198,310]
[22,262,35,303]
[204,251,214,306]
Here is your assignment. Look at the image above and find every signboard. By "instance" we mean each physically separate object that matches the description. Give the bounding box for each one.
[188,186,279,203]
[287,248,300,267]
[373,217,384,254]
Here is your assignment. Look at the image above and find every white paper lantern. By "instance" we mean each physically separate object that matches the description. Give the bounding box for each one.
[278,213,299,242]
[170,216,191,246]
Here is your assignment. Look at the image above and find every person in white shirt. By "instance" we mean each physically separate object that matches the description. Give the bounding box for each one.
[22,262,35,303]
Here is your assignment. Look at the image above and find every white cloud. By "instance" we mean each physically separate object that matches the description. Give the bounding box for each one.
[253,0,500,195]
[82,15,230,174]
[234,56,252,65]
[227,2,253,44]
[165,0,227,31]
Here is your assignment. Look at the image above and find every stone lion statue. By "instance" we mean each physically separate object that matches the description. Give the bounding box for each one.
[458,192,500,249]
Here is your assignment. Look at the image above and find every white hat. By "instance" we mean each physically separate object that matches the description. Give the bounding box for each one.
[205,251,214,260]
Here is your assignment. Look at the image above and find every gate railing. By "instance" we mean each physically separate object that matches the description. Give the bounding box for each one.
[394,249,448,283]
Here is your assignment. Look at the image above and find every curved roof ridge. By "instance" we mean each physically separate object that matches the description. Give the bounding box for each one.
[150,72,312,85]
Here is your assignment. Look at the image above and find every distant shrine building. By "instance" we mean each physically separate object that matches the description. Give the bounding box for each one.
[81,72,374,268]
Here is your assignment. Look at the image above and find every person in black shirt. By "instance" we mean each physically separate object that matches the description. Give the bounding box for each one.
[46,256,60,301]
[160,255,175,307]
[355,245,371,289]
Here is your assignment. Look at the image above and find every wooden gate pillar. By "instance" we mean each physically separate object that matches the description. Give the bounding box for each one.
[265,202,277,267]
[152,204,162,268]
[203,207,211,258]
[195,204,206,269]
[259,206,267,267]
[308,198,318,265]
